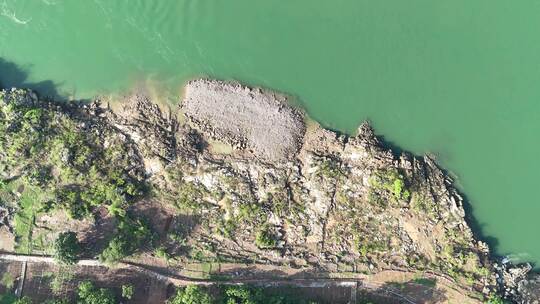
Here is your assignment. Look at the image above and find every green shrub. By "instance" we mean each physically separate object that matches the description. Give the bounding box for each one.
[0,273,14,289]
[48,266,75,295]
[155,246,172,262]
[176,182,205,211]
[0,294,18,304]
[43,300,70,304]
[13,297,32,304]
[218,219,237,239]
[255,225,278,249]
[238,203,262,222]
[369,169,410,201]
[99,216,151,264]
[315,157,344,179]
[77,281,116,304]
[224,285,284,304]
[167,285,213,304]
[121,284,134,300]
[485,294,505,304]
[412,277,436,287]
[53,231,81,264]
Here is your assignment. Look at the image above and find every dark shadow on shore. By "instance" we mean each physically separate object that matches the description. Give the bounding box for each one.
[0,57,66,101]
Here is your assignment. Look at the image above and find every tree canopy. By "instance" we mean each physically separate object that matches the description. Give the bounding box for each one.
[77,281,116,304]
[53,231,81,264]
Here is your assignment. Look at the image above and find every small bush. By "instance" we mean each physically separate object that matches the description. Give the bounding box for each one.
[122,284,134,300]
[53,231,81,264]
[167,285,213,304]
[315,157,344,179]
[217,218,237,238]
[99,216,151,265]
[43,299,70,304]
[485,294,505,304]
[369,169,410,201]
[176,182,205,211]
[0,273,14,289]
[13,296,33,304]
[77,281,116,304]
[255,225,278,249]
[224,285,285,304]
[155,246,172,262]
[48,266,75,295]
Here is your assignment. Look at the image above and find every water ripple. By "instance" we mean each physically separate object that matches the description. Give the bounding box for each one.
[1,0,31,25]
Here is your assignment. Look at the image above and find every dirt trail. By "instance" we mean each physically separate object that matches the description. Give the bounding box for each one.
[0,252,480,303]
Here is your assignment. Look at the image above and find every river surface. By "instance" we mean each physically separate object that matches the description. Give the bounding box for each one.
[1,0,539,264]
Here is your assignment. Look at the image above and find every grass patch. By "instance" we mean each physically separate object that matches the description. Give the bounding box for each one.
[0,294,17,304]
[315,156,345,180]
[0,273,14,289]
[10,182,51,254]
[369,168,411,201]
[255,224,278,249]
[412,277,437,288]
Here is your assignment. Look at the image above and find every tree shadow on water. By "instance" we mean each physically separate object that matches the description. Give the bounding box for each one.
[0,57,67,101]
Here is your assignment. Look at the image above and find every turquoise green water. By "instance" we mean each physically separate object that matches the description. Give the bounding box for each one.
[1,0,539,263]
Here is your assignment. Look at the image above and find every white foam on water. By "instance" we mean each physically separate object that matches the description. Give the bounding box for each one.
[505,253,532,264]
[41,0,57,5]
[0,0,31,25]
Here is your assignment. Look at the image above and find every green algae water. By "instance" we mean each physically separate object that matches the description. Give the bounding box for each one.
[1,0,539,264]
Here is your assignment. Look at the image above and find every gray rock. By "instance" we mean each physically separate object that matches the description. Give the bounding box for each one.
[182,79,306,162]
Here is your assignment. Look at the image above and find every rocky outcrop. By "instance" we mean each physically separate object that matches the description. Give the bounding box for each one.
[123,80,499,298]
[494,262,540,303]
[0,206,14,233]
[517,275,540,304]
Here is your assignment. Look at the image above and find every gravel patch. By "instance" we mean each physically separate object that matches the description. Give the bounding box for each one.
[181,79,305,162]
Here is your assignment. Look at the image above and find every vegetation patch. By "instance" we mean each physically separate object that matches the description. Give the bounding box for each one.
[53,231,81,264]
[121,284,134,300]
[0,273,14,290]
[315,156,345,180]
[175,182,207,212]
[167,285,213,304]
[412,277,437,288]
[77,281,115,304]
[167,284,322,304]
[0,90,149,261]
[255,224,278,249]
[99,215,152,264]
[369,168,411,201]
[9,183,50,253]
[0,294,18,304]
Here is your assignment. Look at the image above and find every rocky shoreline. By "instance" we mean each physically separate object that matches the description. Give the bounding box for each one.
[0,80,538,303]
[113,79,540,303]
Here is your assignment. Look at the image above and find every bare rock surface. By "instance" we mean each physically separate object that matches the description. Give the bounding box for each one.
[181,79,306,162]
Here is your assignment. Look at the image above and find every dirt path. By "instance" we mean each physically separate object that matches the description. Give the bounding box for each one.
[0,252,480,303]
